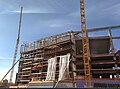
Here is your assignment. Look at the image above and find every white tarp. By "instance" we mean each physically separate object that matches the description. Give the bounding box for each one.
[46,57,57,81]
[58,53,70,81]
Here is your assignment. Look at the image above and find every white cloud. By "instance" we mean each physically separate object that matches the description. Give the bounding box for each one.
[0,0,60,14]
[68,10,80,18]
[85,1,120,20]
[0,56,13,60]
[103,3,120,17]
[10,7,60,14]
[50,23,66,28]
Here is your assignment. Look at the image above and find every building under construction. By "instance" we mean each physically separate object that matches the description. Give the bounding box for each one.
[15,25,120,88]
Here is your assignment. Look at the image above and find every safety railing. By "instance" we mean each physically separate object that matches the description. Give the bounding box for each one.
[20,32,77,53]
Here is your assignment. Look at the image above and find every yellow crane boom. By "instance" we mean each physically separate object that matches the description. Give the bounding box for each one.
[80,0,91,87]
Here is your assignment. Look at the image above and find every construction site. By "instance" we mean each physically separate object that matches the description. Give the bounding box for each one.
[14,27,120,88]
[0,0,120,88]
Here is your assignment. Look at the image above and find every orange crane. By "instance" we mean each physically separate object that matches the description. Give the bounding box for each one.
[9,7,23,83]
[80,0,91,87]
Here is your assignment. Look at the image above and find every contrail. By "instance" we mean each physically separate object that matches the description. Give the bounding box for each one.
[0,57,18,60]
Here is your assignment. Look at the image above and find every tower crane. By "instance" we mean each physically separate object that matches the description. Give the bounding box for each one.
[0,7,23,84]
[9,7,23,83]
[80,0,91,87]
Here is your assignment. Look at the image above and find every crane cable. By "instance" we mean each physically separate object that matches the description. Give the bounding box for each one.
[0,58,20,82]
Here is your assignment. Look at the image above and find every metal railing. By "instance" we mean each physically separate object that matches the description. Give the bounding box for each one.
[20,31,77,53]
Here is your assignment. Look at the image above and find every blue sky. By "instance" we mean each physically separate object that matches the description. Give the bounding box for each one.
[0,0,120,82]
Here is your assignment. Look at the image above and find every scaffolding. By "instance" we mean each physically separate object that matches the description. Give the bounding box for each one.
[16,26,120,88]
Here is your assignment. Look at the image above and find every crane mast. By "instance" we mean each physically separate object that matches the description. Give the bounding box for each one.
[9,7,23,83]
[80,0,91,87]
